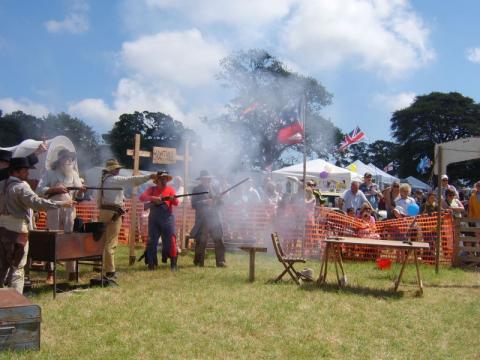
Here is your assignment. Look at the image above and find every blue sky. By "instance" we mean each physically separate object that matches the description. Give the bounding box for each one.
[0,0,479,143]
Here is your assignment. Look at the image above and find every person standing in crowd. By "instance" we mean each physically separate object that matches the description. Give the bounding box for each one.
[421,192,437,216]
[438,174,459,199]
[0,144,48,182]
[338,180,371,215]
[382,181,400,219]
[442,188,464,218]
[359,172,382,210]
[37,149,85,282]
[414,189,425,207]
[98,159,156,280]
[307,180,326,206]
[190,170,226,268]
[468,181,480,219]
[171,176,184,204]
[139,171,179,270]
[357,203,379,239]
[393,183,416,218]
[0,157,74,293]
[263,181,280,208]
[241,178,261,204]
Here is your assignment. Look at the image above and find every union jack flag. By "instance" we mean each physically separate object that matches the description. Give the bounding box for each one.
[338,126,365,151]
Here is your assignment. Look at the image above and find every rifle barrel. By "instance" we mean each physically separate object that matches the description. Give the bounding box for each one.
[220,178,250,196]
[67,186,123,191]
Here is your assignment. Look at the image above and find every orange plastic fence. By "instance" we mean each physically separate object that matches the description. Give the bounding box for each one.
[36,201,455,265]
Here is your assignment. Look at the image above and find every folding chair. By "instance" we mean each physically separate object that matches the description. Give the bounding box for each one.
[271,233,306,285]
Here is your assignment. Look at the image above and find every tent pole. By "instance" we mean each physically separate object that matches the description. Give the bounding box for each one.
[302,95,307,258]
[435,145,442,274]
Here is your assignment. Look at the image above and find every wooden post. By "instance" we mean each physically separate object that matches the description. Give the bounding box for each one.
[181,140,189,249]
[128,134,141,266]
[435,145,442,274]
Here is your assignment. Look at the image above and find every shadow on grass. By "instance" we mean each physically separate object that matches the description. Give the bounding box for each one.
[300,282,405,299]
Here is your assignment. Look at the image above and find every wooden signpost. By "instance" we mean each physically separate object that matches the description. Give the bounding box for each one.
[126,134,190,265]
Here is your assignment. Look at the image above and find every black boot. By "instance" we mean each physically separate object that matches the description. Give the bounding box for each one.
[170,257,178,271]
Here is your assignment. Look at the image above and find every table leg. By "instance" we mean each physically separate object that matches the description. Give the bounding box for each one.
[413,249,423,295]
[333,245,341,286]
[334,244,347,286]
[394,249,412,292]
[75,260,79,283]
[317,243,330,285]
[249,249,255,282]
[53,260,57,300]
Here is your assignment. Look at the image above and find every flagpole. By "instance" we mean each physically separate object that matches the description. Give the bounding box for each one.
[301,95,307,258]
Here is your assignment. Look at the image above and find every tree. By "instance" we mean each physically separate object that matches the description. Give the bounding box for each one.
[391,92,480,183]
[205,49,336,170]
[43,113,102,169]
[105,111,199,169]
[0,111,101,170]
[0,111,43,146]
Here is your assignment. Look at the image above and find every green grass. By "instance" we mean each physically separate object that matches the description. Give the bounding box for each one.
[2,246,480,360]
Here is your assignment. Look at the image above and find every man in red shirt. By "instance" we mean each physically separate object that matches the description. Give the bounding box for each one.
[139,171,179,270]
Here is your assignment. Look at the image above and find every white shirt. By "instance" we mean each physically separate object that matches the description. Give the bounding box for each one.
[341,189,369,213]
[394,196,416,216]
[37,168,83,198]
[99,174,151,206]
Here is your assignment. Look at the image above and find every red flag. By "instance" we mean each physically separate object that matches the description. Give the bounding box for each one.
[277,104,304,145]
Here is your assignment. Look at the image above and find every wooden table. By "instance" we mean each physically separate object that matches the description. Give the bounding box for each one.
[240,246,267,282]
[317,237,430,295]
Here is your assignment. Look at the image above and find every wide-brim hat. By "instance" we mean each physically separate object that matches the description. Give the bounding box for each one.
[10,157,35,170]
[196,170,212,180]
[104,159,124,172]
[299,268,314,281]
[0,149,12,162]
[157,171,173,182]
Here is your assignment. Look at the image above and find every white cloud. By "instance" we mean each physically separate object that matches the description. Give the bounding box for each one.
[373,92,415,112]
[69,28,228,132]
[144,0,295,27]
[120,29,227,88]
[281,0,434,77]
[0,97,50,117]
[44,0,89,34]
[466,47,480,64]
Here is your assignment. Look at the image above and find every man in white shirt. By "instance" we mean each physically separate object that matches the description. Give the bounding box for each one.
[339,181,371,215]
[97,159,156,280]
[0,157,74,293]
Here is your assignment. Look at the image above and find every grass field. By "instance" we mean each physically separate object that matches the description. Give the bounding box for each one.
[2,245,480,360]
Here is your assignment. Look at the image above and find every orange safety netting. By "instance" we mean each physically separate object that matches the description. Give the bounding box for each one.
[36,201,455,265]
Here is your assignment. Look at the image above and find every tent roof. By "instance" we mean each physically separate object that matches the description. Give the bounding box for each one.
[405,176,431,191]
[273,158,362,181]
[367,163,400,183]
[346,160,373,177]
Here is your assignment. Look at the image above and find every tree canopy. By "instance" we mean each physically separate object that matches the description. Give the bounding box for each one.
[0,111,101,170]
[391,92,480,183]
[205,49,338,170]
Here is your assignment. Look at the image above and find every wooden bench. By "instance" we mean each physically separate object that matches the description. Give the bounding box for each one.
[317,236,430,295]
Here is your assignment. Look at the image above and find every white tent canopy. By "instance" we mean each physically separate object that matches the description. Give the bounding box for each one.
[434,137,480,175]
[405,176,431,191]
[346,160,399,187]
[367,163,400,185]
[273,158,362,193]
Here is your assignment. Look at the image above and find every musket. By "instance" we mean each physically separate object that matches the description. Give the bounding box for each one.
[161,191,209,201]
[220,177,250,196]
[67,186,123,191]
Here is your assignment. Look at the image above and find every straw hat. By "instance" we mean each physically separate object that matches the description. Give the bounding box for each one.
[157,170,173,182]
[299,268,314,281]
[104,159,123,172]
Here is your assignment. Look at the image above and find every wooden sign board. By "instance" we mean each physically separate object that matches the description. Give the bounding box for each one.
[152,147,177,164]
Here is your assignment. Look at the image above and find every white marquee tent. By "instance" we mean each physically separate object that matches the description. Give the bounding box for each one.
[273,158,362,193]
[346,160,399,188]
[404,176,431,191]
